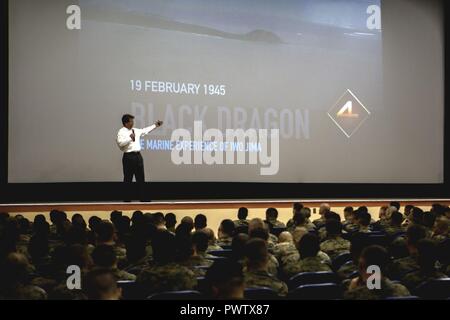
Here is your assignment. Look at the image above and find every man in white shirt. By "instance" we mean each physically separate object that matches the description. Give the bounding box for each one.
[116,114,163,201]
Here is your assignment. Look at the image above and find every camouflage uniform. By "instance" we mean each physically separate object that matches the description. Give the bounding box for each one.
[337,261,358,280]
[283,255,332,279]
[233,219,249,227]
[244,270,288,296]
[207,243,223,252]
[387,255,420,280]
[401,270,447,292]
[273,242,298,265]
[217,236,233,247]
[384,225,406,236]
[344,278,410,300]
[122,257,151,275]
[0,284,47,300]
[268,253,280,276]
[137,262,197,295]
[312,217,325,229]
[267,219,286,228]
[112,268,137,281]
[320,237,351,260]
[180,255,214,276]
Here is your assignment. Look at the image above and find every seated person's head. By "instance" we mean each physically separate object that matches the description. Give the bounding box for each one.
[245,238,269,271]
[202,227,216,245]
[219,219,235,238]
[96,221,115,244]
[350,233,369,263]
[278,231,293,243]
[125,236,147,263]
[237,207,248,220]
[411,207,424,225]
[248,227,269,242]
[28,234,49,262]
[194,214,207,230]
[180,216,194,231]
[0,252,31,287]
[110,211,122,227]
[433,217,449,235]
[319,203,331,217]
[88,216,102,232]
[248,218,268,235]
[84,268,121,300]
[164,213,177,229]
[406,224,427,251]
[358,245,389,281]
[231,233,249,261]
[152,212,166,229]
[92,244,117,269]
[265,208,278,221]
[358,212,371,228]
[325,219,343,237]
[293,202,304,214]
[389,201,401,211]
[390,211,404,227]
[64,225,88,246]
[192,231,209,255]
[416,239,439,272]
[422,212,436,229]
[297,233,320,259]
[344,206,354,220]
[293,211,306,226]
[206,260,244,299]
[301,207,312,219]
[152,230,177,264]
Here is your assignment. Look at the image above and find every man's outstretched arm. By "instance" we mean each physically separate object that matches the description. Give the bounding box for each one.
[141,120,163,136]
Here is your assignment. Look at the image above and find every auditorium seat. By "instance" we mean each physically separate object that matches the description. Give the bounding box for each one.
[288,283,343,300]
[244,287,279,300]
[147,290,203,300]
[117,280,145,300]
[196,277,207,293]
[366,234,389,247]
[288,271,338,290]
[332,252,352,271]
[414,278,450,299]
[385,296,420,300]
[208,249,233,259]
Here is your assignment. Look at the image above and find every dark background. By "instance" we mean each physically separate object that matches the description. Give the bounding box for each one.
[1,0,449,203]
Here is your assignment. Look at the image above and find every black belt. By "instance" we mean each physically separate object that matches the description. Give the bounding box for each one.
[124,151,141,154]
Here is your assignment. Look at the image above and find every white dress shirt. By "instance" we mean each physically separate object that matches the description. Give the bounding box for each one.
[116,124,157,153]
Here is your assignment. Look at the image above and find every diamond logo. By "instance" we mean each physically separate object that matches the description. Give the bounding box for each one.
[328,89,371,138]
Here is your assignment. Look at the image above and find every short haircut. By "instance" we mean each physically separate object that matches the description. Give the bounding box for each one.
[390,211,404,226]
[220,219,235,236]
[152,230,177,264]
[359,212,371,226]
[245,238,268,267]
[344,206,354,214]
[298,233,320,258]
[389,201,401,211]
[266,208,278,219]
[293,202,304,211]
[360,245,389,273]
[164,213,177,228]
[194,214,207,229]
[192,231,209,253]
[84,268,119,300]
[293,211,306,225]
[92,244,117,268]
[406,224,427,247]
[122,114,134,125]
[237,207,248,220]
[325,219,342,236]
[417,239,438,270]
[249,227,269,241]
[205,260,244,298]
[231,233,249,261]
[96,222,115,242]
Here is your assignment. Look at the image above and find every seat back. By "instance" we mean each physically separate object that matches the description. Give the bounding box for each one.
[148,290,203,300]
[117,280,146,300]
[208,249,233,259]
[244,287,279,300]
[415,278,450,299]
[288,283,343,300]
[288,271,338,290]
[332,252,352,271]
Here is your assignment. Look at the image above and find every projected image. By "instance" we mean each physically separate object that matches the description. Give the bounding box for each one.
[8,0,444,183]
